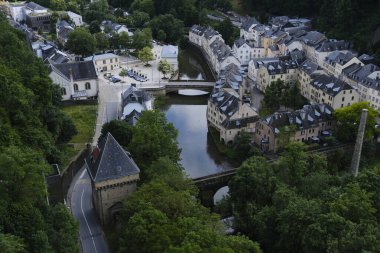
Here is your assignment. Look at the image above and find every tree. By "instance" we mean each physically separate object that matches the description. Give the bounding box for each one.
[0,234,26,253]
[101,120,133,147]
[262,79,285,113]
[89,20,101,34]
[333,102,379,142]
[128,110,181,169]
[149,14,184,44]
[66,28,96,56]
[138,47,154,66]
[128,11,150,28]
[118,31,130,49]
[216,18,235,45]
[119,69,128,81]
[158,59,172,79]
[132,28,152,50]
[94,32,109,52]
[130,0,155,17]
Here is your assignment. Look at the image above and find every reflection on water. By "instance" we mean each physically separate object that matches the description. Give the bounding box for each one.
[178,46,214,81]
[162,93,233,178]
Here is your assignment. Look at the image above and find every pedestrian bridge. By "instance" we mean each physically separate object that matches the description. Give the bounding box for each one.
[140,81,215,95]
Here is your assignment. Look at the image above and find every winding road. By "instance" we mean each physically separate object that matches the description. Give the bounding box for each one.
[71,168,110,253]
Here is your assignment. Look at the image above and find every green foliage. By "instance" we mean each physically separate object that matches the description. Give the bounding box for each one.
[132,28,152,50]
[215,18,236,46]
[149,14,185,44]
[101,120,133,148]
[66,28,96,56]
[137,46,154,65]
[94,32,109,52]
[0,233,26,253]
[128,110,181,169]
[158,59,172,78]
[229,141,380,253]
[333,102,379,142]
[262,79,306,113]
[0,16,79,252]
[126,11,150,28]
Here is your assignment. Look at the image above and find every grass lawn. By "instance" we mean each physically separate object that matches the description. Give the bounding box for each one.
[60,105,97,170]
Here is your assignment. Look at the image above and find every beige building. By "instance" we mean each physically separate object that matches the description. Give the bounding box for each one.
[84,53,120,73]
[256,59,298,92]
[86,133,140,225]
[207,63,259,144]
[254,104,335,152]
[301,73,359,110]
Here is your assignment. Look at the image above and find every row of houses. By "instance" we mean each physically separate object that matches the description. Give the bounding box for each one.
[189,25,240,74]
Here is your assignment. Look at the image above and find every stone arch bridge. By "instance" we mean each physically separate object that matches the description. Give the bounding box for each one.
[141,81,214,95]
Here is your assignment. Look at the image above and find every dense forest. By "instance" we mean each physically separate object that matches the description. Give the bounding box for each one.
[229,142,380,253]
[0,15,79,252]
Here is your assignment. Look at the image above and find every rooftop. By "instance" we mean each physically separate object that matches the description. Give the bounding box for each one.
[86,133,140,183]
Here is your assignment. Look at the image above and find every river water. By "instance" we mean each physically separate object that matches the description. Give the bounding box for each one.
[162,93,234,179]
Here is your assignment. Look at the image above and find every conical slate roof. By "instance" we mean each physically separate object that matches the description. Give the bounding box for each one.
[86,133,139,183]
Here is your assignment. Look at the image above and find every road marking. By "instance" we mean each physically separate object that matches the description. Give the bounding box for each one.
[79,169,86,179]
[81,189,98,253]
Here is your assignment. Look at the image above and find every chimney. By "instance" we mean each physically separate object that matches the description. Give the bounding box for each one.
[68,67,74,84]
[131,83,136,87]
[91,146,100,163]
[350,109,368,177]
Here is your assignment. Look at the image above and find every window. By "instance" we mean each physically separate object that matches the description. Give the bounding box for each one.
[85,82,91,90]
[351,96,354,100]
[73,83,78,91]
[110,59,113,63]
[103,60,106,64]
[61,87,66,95]
[342,97,345,102]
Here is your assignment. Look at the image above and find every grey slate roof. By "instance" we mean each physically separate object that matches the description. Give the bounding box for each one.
[25,2,47,11]
[264,60,298,75]
[299,59,320,75]
[52,61,97,81]
[310,73,355,96]
[315,39,351,52]
[209,89,240,118]
[301,31,327,47]
[263,104,334,134]
[210,38,232,61]
[86,133,140,183]
[216,64,244,91]
[84,53,118,61]
[358,54,375,64]
[234,37,248,48]
[190,25,206,36]
[289,49,306,63]
[222,116,259,130]
[324,51,355,66]
[121,85,152,108]
[344,64,379,82]
[241,17,259,31]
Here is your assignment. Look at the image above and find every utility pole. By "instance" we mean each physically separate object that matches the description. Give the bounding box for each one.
[350,109,368,177]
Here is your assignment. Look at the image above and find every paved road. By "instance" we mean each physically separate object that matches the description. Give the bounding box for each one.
[71,168,110,253]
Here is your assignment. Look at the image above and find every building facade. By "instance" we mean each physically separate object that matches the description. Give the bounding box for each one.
[84,53,120,72]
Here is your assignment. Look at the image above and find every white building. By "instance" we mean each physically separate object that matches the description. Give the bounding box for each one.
[48,60,99,100]
[84,53,120,73]
[7,2,25,22]
[161,45,179,72]
[67,11,83,26]
[120,85,153,123]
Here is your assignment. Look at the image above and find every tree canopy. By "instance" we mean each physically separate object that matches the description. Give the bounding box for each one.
[158,59,172,78]
[66,28,96,56]
[0,15,79,253]
[229,142,380,253]
[137,46,154,66]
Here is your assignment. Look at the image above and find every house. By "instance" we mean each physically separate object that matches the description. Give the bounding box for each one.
[233,37,253,65]
[66,11,83,26]
[248,57,279,81]
[323,51,361,77]
[100,20,132,36]
[161,45,179,72]
[313,39,352,66]
[85,133,140,225]
[209,38,239,74]
[48,60,98,100]
[207,64,259,144]
[189,25,206,48]
[84,53,120,72]
[254,104,334,152]
[359,71,380,111]
[120,84,153,123]
[32,40,71,63]
[256,59,299,92]
[303,73,359,109]
[298,59,324,97]
[239,17,260,43]
[56,20,74,45]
